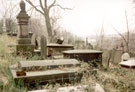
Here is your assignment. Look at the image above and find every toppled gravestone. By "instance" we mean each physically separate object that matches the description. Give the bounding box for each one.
[10,59,82,85]
[28,84,105,92]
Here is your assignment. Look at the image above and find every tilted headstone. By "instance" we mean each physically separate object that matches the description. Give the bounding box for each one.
[102,50,112,68]
[40,35,47,59]
[121,52,130,61]
[113,50,123,64]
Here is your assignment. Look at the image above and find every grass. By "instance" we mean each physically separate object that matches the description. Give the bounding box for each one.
[0,34,135,92]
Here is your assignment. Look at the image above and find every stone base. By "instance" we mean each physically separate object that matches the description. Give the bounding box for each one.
[16,44,34,54]
[17,38,31,44]
[10,67,82,85]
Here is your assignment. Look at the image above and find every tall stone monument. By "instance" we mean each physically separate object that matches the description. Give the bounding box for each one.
[16,0,34,54]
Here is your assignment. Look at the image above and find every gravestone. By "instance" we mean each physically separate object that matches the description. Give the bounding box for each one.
[102,50,112,68]
[31,34,36,46]
[16,0,34,54]
[112,50,123,64]
[2,16,6,32]
[121,52,130,61]
[40,35,47,59]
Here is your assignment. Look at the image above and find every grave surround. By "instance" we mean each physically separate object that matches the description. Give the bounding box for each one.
[10,59,82,84]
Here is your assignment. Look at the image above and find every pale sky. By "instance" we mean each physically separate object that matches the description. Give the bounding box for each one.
[0,0,135,38]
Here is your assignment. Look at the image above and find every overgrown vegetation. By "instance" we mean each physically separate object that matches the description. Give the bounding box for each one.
[0,34,134,92]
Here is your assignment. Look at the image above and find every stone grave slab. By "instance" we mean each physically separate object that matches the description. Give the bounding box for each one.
[119,59,135,68]
[10,68,82,84]
[47,43,74,56]
[62,50,102,62]
[28,84,105,92]
[19,59,80,71]
[47,43,74,48]
[28,90,48,92]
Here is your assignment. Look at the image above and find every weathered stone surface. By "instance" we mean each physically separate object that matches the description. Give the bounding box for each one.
[113,50,123,64]
[63,50,102,54]
[16,44,34,54]
[40,35,47,59]
[28,84,105,92]
[47,43,74,56]
[28,90,48,92]
[119,59,135,68]
[121,52,130,61]
[10,68,81,84]
[102,50,112,68]
[17,38,31,44]
[16,0,34,54]
[19,59,80,71]
[95,84,105,92]
[63,50,102,62]
[57,85,88,92]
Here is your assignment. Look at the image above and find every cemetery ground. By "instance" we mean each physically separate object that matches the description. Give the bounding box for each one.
[0,34,135,92]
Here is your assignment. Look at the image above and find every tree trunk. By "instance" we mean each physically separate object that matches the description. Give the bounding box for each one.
[45,11,53,42]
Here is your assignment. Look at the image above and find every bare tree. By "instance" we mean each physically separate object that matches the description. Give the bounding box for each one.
[0,0,19,34]
[112,11,130,52]
[94,20,105,50]
[25,0,71,42]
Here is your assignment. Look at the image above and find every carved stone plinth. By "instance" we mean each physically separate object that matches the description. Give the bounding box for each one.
[16,44,34,54]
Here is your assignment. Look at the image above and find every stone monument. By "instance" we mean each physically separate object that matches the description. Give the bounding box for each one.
[16,0,34,54]
[2,16,6,32]
[40,35,47,59]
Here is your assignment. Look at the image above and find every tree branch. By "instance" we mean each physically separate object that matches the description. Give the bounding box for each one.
[45,0,47,9]
[48,0,56,10]
[39,0,45,12]
[25,0,44,15]
[125,11,130,42]
[54,4,72,10]
[111,25,127,44]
